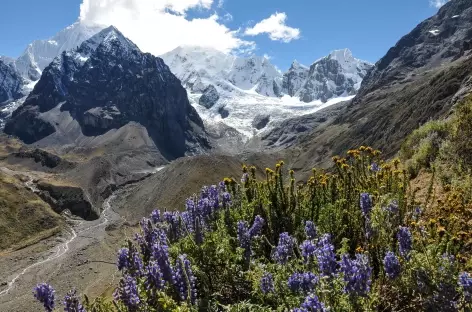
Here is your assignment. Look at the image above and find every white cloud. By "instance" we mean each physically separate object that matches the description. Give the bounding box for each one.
[244,12,300,43]
[79,0,254,55]
[429,0,450,8]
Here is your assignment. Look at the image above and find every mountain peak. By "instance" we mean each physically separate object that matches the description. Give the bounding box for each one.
[81,25,139,54]
[328,48,354,63]
[290,60,308,70]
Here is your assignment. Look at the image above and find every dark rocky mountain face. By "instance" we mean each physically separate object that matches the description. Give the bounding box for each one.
[356,0,472,99]
[0,59,25,104]
[5,26,208,160]
[259,0,472,173]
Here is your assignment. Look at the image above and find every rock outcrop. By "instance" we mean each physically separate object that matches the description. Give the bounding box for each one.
[199,85,220,108]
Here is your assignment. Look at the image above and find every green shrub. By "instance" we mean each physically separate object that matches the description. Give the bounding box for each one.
[400,120,449,178]
[33,148,472,311]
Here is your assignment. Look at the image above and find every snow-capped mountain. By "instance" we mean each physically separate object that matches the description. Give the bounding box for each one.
[283,49,373,103]
[12,22,104,81]
[5,26,208,158]
[161,46,371,138]
[161,46,283,98]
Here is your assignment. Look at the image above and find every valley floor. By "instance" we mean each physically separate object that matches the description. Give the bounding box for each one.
[0,171,138,312]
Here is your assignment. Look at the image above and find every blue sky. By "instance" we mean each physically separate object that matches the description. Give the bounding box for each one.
[0,0,446,70]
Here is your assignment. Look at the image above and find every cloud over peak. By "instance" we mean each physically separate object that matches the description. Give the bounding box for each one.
[244,12,300,43]
[79,0,254,55]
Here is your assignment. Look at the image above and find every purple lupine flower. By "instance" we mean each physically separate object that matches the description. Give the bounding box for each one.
[117,244,143,277]
[383,251,401,279]
[33,283,55,312]
[113,275,140,311]
[272,232,296,265]
[197,196,210,222]
[300,240,316,263]
[151,238,175,285]
[174,255,197,304]
[288,272,318,293]
[241,173,250,184]
[248,216,264,238]
[185,199,197,226]
[297,294,327,311]
[339,254,372,297]
[150,209,161,224]
[260,272,274,294]
[459,272,472,301]
[145,261,165,292]
[315,234,337,276]
[181,255,197,304]
[413,206,422,221]
[180,211,193,233]
[370,162,380,172]
[140,218,160,248]
[385,200,399,214]
[222,192,231,206]
[304,221,317,239]
[397,227,412,259]
[218,181,226,191]
[63,289,85,312]
[117,248,130,271]
[163,211,181,241]
[237,221,251,262]
[360,193,372,216]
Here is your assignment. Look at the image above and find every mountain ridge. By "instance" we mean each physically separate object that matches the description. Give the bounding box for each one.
[4,26,209,160]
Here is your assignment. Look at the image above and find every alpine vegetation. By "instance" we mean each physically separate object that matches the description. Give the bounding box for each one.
[33,148,472,311]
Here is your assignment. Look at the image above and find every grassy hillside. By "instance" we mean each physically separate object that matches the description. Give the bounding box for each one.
[0,172,62,251]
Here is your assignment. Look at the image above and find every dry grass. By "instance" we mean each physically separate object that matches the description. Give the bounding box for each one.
[0,172,63,251]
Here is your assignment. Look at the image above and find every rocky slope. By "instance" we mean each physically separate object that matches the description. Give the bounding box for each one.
[5,26,209,160]
[281,0,472,173]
